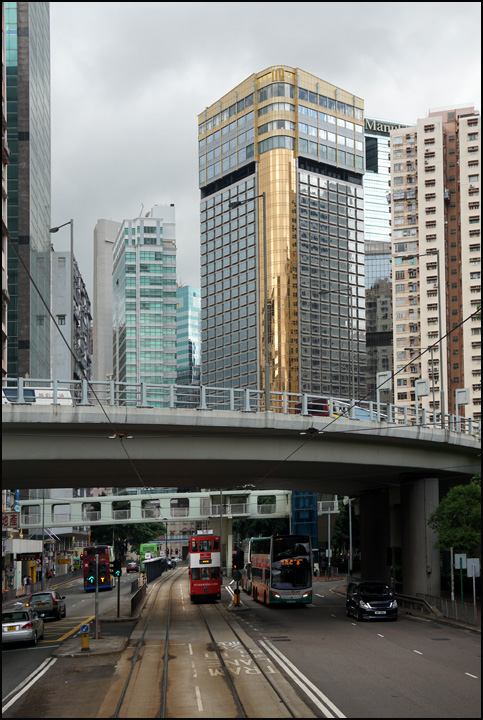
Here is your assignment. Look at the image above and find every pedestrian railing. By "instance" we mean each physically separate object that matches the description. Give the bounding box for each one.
[417,592,479,626]
[3,377,481,437]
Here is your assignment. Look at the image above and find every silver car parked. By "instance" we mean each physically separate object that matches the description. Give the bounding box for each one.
[2,608,45,646]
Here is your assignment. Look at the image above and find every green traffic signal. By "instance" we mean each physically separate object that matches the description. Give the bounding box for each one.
[113,559,122,577]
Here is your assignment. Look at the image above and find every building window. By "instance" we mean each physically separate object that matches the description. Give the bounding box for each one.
[57,315,66,326]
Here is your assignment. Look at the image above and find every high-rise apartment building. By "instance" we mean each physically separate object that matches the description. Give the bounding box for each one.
[5,2,51,378]
[93,218,121,381]
[176,285,201,386]
[199,66,366,401]
[390,106,481,420]
[112,205,177,401]
[51,250,92,381]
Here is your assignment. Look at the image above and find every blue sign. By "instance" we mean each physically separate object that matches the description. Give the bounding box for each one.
[81,624,89,634]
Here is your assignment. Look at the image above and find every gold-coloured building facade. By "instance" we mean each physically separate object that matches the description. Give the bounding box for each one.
[199,66,366,401]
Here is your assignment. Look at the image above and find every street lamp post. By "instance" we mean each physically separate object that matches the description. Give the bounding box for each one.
[49,219,74,379]
[229,193,269,410]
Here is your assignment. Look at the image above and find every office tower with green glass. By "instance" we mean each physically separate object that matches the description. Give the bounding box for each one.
[5,2,51,378]
[112,204,177,402]
[176,285,200,386]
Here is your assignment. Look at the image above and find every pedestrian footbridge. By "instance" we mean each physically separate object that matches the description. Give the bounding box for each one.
[17,491,340,530]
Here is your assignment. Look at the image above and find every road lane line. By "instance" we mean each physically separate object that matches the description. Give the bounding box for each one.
[260,638,345,718]
[195,685,203,711]
[2,657,57,713]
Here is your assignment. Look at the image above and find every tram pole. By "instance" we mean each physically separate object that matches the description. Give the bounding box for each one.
[95,553,100,639]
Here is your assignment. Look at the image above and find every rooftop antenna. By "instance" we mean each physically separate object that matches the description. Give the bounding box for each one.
[139,203,144,217]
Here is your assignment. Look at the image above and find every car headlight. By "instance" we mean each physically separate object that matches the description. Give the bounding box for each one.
[359,600,372,610]
[389,600,398,609]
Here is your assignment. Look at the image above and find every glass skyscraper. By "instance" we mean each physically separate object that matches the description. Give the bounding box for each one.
[5,2,51,378]
[199,66,366,402]
[176,285,200,386]
[364,118,408,400]
[112,205,177,403]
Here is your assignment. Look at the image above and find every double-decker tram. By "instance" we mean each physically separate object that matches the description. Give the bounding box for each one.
[249,535,313,605]
[81,545,115,592]
[188,532,221,602]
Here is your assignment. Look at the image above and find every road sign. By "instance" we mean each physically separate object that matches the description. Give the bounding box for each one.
[81,624,89,633]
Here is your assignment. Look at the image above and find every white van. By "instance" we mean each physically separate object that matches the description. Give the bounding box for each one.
[2,387,74,405]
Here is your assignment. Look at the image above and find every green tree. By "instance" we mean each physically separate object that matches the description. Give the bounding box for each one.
[89,522,166,558]
[428,479,481,556]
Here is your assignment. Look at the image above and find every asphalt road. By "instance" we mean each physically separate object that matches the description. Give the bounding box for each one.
[2,574,481,718]
[231,579,481,718]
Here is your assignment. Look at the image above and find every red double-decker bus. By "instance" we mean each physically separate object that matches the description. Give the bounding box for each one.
[188,532,221,602]
[81,545,115,592]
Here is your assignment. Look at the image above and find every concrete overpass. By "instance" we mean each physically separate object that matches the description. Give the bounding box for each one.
[3,386,480,599]
[2,404,479,494]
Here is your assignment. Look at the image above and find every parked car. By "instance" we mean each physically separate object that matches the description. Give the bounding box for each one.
[26,590,66,620]
[126,561,139,573]
[2,607,45,646]
[346,581,398,621]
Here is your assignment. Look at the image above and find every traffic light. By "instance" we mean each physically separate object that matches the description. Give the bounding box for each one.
[233,550,244,571]
[113,559,122,577]
[87,560,96,585]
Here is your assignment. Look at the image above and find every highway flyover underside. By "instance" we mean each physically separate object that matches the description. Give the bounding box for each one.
[2,405,479,494]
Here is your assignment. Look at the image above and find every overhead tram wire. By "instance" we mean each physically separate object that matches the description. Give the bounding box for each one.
[6,235,480,493]
[6,234,152,495]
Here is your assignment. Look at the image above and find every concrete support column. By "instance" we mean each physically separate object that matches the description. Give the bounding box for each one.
[359,489,391,583]
[401,478,440,597]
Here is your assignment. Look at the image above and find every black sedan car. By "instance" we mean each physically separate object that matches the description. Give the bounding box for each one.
[346,581,398,621]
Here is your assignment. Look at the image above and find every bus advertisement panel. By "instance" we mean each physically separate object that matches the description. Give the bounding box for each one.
[140,542,160,571]
[248,535,312,605]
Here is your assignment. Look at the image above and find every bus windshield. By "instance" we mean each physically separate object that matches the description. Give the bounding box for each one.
[271,536,311,589]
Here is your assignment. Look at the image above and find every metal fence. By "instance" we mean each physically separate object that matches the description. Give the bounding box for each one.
[3,377,481,436]
[417,592,479,626]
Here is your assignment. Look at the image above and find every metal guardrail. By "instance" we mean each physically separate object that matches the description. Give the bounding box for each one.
[417,592,479,626]
[2,377,481,436]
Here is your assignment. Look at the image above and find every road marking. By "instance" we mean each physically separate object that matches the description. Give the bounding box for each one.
[195,685,203,711]
[2,657,57,713]
[315,594,325,598]
[465,673,478,679]
[413,650,423,655]
[188,642,193,655]
[260,638,345,718]
[377,633,385,638]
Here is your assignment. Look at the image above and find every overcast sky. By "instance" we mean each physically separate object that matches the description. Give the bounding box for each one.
[50,2,481,299]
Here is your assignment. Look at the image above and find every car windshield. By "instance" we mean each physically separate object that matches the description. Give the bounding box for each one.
[3,612,29,622]
[359,584,391,597]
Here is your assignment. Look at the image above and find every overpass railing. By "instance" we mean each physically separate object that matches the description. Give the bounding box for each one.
[2,377,480,436]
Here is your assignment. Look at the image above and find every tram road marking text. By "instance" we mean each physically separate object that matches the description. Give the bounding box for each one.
[2,658,57,714]
[260,638,346,719]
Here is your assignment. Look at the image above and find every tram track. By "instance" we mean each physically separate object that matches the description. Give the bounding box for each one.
[108,567,316,718]
[197,601,299,719]
[112,567,183,719]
